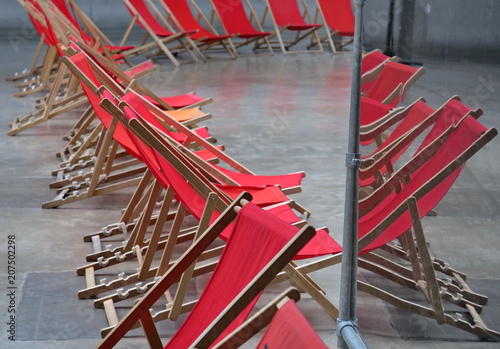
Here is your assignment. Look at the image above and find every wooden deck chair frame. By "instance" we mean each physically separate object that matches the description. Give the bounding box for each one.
[97,192,316,348]
[40,52,156,208]
[208,0,274,55]
[212,287,302,349]
[121,0,204,66]
[308,0,354,53]
[260,0,324,54]
[156,0,238,59]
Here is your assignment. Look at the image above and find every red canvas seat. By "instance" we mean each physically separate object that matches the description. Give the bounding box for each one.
[361,49,400,93]
[365,60,425,107]
[159,0,238,58]
[97,195,316,348]
[310,0,355,52]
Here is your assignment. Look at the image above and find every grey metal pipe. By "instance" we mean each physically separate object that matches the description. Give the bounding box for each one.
[337,0,366,348]
[337,320,367,349]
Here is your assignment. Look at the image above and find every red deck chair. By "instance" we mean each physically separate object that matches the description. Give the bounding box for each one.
[365,60,425,107]
[42,51,213,208]
[81,99,340,319]
[261,0,323,54]
[7,0,63,83]
[309,0,355,53]
[122,89,307,193]
[361,49,400,93]
[213,288,329,349]
[210,0,274,54]
[97,195,316,348]
[122,0,201,66]
[158,0,238,58]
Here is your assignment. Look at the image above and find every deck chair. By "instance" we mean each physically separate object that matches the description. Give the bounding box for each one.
[97,193,316,348]
[359,97,481,189]
[76,89,331,297]
[355,115,500,341]
[42,50,213,208]
[359,96,404,145]
[308,0,355,53]
[260,0,323,54]
[7,0,151,136]
[157,0,238,59]
[361,49,401,93]
[209,0,274,55]
[122,0,202,66]
[213,288,328,349]
[79,94,340,325]
[52,44,212,172]
[364,60,426,107]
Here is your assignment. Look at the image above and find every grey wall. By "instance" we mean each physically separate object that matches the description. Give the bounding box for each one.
[2,0,499,62]
[362,0,500,62]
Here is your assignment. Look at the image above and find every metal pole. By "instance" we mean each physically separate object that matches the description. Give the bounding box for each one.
[336,0,367,348]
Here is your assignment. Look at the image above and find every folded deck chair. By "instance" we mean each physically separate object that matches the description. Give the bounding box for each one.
[361,49,400,94]
[308,0,355,53]
[261,0,323,54]
[97,193,316,348]
[122,0,202,66]
[209,0,274,55]
[364,60,426,107]
[213,288,328,349]
[157,0,238,59]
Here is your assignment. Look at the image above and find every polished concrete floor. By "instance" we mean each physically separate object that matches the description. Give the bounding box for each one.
[1,34,500,349]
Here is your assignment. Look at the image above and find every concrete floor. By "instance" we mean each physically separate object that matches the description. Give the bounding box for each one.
[0,34,499,349]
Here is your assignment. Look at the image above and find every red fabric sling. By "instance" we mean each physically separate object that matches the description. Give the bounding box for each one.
[359,116,488,253]
[267,0,321,31]
[212,0,271,38]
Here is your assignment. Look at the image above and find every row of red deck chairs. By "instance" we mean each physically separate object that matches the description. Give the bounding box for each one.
[4,0,500,347]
